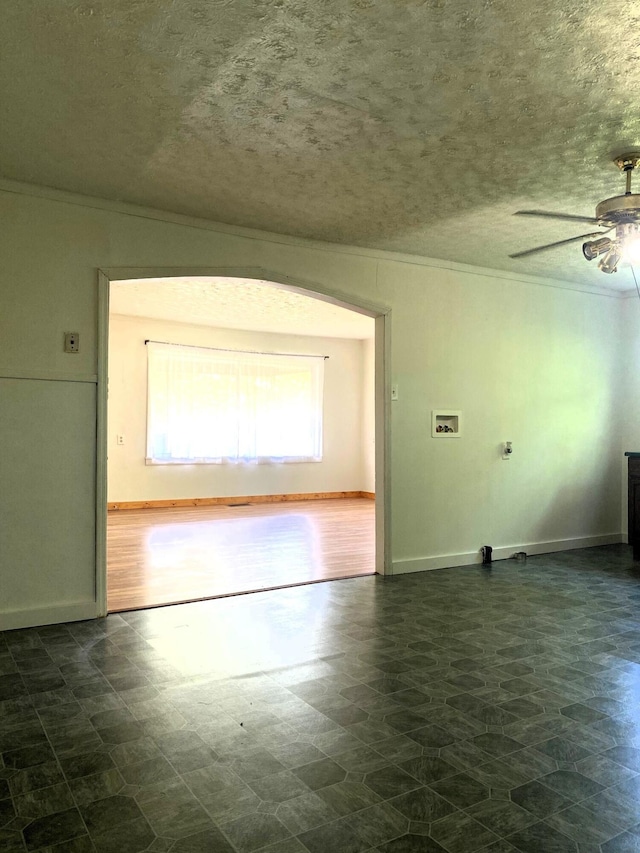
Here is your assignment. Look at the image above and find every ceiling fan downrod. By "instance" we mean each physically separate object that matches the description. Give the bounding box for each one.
[593,153,640,224]
[616,153,640,195]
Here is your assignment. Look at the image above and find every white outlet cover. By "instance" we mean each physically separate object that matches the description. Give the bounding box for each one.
[64,331,80,353]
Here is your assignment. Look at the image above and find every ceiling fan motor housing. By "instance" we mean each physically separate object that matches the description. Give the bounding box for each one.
[596,194,640,223]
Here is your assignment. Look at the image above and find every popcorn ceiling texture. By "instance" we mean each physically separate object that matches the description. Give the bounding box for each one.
[4,1,640,289]
[110,277,375,338]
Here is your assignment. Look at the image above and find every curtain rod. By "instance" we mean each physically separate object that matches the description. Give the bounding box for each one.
[144,339,329,359]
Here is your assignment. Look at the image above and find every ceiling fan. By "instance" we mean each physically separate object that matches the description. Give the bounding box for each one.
[510,153,640,274]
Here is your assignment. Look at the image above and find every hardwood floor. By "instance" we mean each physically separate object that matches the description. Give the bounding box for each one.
[107,498,375,612]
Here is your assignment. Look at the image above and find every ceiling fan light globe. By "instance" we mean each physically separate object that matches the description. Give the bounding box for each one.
[598,247,622,273]
[623,236,640,263]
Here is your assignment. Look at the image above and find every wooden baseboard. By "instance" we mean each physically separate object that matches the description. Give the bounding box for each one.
[107,491,375,511]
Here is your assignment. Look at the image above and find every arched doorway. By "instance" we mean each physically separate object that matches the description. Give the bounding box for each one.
[96,268,390,614]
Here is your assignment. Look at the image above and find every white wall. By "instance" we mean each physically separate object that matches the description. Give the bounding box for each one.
[386,263,623,571]
[0,182,626,629]
[107,313,372,501]
[0,378,96,624]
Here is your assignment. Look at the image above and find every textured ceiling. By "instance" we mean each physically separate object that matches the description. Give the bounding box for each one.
[110,277,375,339]
[4,1,640,291]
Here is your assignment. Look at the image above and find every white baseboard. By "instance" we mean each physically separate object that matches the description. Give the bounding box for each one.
[391,533,624,576]
[0,534,627,627]
[0,601,98,632]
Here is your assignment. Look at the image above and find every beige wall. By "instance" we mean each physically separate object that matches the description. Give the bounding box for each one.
[107,313,373,501]
[0,183,625,629]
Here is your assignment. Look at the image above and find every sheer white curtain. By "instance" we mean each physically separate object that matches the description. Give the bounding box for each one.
[146,342,324,464]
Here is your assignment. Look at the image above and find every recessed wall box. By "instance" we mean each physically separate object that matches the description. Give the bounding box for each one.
[432,410,462,438]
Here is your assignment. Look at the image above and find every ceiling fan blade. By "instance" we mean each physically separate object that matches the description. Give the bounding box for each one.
[509,231,606,259]
[514,210,601,225]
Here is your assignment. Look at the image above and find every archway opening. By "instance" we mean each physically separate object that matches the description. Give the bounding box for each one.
[99,273,387,612]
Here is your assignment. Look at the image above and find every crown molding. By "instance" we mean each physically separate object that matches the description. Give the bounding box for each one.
[0,177,625,299]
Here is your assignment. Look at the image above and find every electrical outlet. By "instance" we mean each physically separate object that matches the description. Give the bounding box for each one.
[391,384,399,401]
[116,435,124,445]
[64,332,79,353]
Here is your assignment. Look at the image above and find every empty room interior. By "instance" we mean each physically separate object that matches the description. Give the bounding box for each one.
[106,276,376,611]
[5,3,640,853]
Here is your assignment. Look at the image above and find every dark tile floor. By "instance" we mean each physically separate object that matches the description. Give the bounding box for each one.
[3,546,640,852]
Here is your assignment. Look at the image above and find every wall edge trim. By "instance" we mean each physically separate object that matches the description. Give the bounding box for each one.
[392,534,624,574]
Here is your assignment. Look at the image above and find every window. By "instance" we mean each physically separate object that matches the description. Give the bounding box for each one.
[146,342,324,464]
